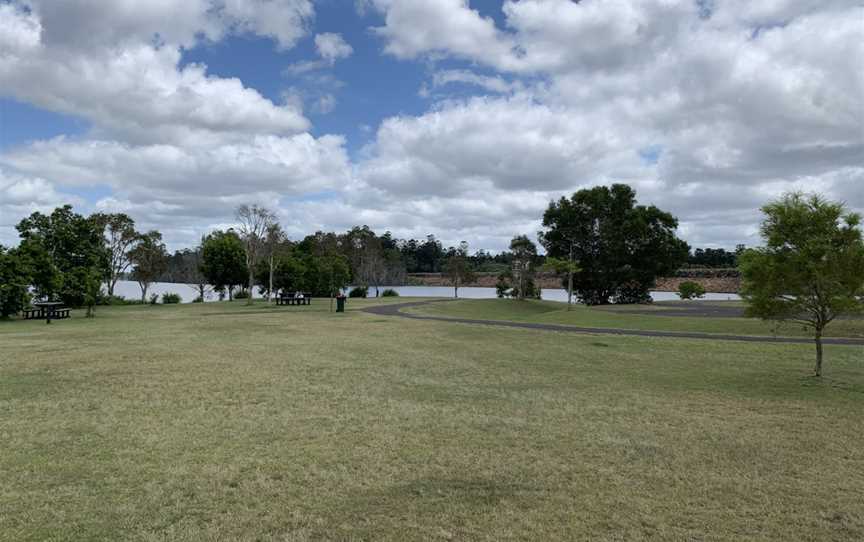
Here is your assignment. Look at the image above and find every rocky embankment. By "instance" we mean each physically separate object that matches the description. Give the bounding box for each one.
[407,272,742,293]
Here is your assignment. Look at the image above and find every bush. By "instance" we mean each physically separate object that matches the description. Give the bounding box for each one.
[149,293,159,305]
[162,292,182,304]
[381,289,399,297]
[678,281,706,300]
[234,289,250,300]
[349,286,368,298]
[192,295,204,303]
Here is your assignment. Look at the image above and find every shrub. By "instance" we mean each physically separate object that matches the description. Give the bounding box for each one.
[349,286,368,298]
[381,289,399,297]
[98,295,142,306]
[149,293,159,305]
[234,289,250,300]
[678,281,706,300]
[162,292,182,304]
[192,295,204,303]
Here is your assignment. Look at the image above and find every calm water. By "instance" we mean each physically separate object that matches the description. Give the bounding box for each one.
[111,280,740,304]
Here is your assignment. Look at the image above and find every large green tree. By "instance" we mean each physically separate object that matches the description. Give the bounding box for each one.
[0,246,31,318]
[16,205,109,308]
[129,231,169,303]
[540,184,688,305]
[200,230,247,301]
[740,193,864,377]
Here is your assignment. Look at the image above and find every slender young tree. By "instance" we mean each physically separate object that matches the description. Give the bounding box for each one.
[236,205,276,305]
[510,235,537,300]
[93,213,140,297]
[740,193,864,377]
[443,241,474,298]
[263,223,286,301]
[129,231,168,303]
[544,255,581,310]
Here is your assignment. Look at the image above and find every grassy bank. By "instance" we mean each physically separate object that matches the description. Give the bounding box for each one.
[1,300,863,540]
[408,298,864,339]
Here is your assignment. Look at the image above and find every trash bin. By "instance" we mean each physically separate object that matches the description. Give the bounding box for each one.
[336,295,346,313]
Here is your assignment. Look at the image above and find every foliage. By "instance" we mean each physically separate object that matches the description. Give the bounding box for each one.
[381,288,399,297]
[495,271,512,298]
[687,246,744,268]
[677,281,706,300]
[740,193,864,376]
[92,212,139,297]
[192,295,204,303]
[443,241,475,298]
[129,231,169,303]
[200,230,247,300]
[509,235,538,300]
[16,205,110,308]
[540,184,688,305]
[149,293,159,305]
[162,293,182,304]
[236,204,276,305]
[349,286,368,298]
[233,289,250,300]
[0,245,32,318]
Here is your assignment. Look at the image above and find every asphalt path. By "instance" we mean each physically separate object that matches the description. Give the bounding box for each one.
[361,300,864,346]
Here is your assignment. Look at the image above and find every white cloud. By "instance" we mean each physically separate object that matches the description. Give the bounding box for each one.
[314,32,353,63]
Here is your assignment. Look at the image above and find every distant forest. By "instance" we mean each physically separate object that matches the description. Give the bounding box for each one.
[152,228,744,285]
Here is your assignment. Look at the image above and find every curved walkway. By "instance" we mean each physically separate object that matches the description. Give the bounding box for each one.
[361,300,864,346]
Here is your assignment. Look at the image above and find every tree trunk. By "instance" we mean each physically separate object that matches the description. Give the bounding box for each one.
[567,244,574,311]
[228,287,233,301]
[454,282,458,299]
[268,255,274,302]
[108,278,115,297]
[247,269,254,305]
[814,328,823,377]
[140,283,147,303]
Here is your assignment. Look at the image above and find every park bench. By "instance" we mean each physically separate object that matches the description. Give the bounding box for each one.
[22,302,70,323]
[276,294,311,306]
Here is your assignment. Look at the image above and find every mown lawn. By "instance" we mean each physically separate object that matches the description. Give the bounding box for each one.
[410,298,864,339]
[1,299,863,540]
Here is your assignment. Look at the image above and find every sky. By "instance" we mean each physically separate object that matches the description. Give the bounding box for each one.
[1,0,862,253]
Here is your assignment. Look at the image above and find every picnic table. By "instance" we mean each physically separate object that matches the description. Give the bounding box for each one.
[275,293,312,306]
[23,302,70,324]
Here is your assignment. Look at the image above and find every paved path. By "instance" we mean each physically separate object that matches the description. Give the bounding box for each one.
[361,300,864,346]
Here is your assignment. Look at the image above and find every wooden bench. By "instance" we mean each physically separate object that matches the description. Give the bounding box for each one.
[275,295,311,306]
[22,305,70,321]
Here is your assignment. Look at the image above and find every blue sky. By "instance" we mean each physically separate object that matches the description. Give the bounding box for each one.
[1,1,861,251]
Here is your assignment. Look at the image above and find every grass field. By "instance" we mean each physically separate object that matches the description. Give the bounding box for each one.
[409,298,864,339]
[2,299,863,540]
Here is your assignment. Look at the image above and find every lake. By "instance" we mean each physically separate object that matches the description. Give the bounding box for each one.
[111,280,741,304]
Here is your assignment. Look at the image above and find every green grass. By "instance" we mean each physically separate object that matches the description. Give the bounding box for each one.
[410,298,864,339]
[1,299,863,540]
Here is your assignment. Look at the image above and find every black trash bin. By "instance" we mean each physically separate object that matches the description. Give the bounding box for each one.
[336,294,346,313]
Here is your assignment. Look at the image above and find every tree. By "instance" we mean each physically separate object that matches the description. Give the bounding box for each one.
[0,246,31,318]
[509,235,538,300]
[93,213,139,296]
[263,223,286,301]
[543,256,581,310]
[318,253,350,311]
[540,184,688,305]
[740,193,864,377]
[200,230,247,300]
[129,231,168,303]
[16,205,109,308]
[236,205,276,305]
[443,241,475,298]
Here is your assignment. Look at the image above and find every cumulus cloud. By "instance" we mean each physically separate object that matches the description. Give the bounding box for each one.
[314,33,353,63]
[1,0,862,252]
